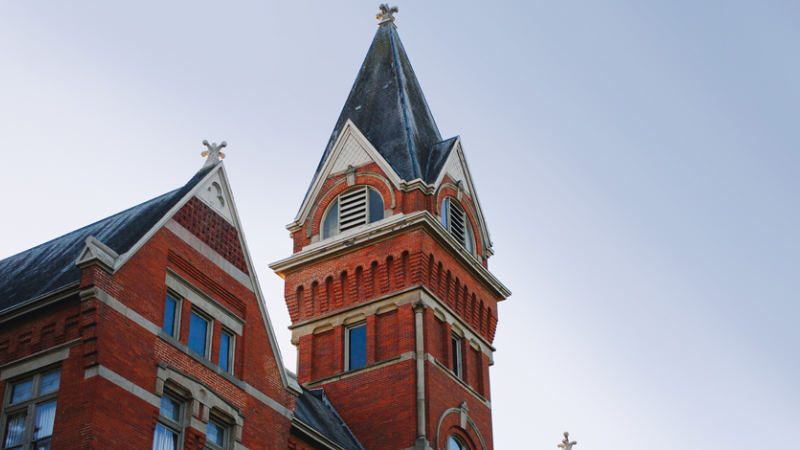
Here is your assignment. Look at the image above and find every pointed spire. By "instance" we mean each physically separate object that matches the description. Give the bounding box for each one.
[311,10,445,184]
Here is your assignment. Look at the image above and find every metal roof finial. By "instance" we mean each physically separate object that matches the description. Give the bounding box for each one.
[376,4,398,24]
[201,140,227,168]
[557,432,577,450]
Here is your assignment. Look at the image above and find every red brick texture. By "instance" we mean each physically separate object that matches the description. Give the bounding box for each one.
[0,194,298,450]
[174,197,249,274]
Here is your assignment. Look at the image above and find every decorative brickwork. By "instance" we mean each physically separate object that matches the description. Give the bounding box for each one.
[174,197,249,274]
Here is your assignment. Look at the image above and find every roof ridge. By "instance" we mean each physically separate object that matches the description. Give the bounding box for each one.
[387,24,421,180]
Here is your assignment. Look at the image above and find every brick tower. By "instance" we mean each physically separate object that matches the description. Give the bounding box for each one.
[270,9,510,450]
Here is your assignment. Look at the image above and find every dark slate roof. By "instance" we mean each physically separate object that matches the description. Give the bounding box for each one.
[0,166,213,313]
[425,136,459,184]
[307,22,462,203]
[295,388,364,450]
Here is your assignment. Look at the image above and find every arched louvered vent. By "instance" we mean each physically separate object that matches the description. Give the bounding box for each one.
[339,188,368,232]
[441,197,476,256]
[322,187,385,239]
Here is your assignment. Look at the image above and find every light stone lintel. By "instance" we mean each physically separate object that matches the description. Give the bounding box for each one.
[164,219,254,292]
[0,339,81,380]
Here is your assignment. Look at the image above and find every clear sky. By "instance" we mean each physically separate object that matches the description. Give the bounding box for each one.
[1,1,798,449]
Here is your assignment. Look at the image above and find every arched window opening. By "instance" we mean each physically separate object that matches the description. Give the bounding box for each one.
[447,435,465,450]
[322,187,385,239]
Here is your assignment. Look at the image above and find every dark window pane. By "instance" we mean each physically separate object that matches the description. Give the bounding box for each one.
[348,325,367,370]
[206,421,224,446]
[189,312,208,356]
[11,379,32,403]
[40,370,61,395]
[34,401,57,439]
[163,296,177,336]
[159,396,181,422]
[219,333,230,373]
[4,411,26,447]
[452,337,460,376]
[368,189,384,224]
[34,437,51,450]
[323,201,339,238]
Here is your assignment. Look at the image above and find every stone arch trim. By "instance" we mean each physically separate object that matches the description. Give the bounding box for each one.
[155,363,244,442]
[307,172,397,238]
[434,401,487,450]
[435,187,483,259]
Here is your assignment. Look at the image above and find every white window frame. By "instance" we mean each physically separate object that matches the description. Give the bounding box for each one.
[188,308,214,359]
[344,322,367,372]
[1,367,61,450]
[322,186,384,239]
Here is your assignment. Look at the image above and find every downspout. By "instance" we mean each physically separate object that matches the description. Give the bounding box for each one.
[413,301,428,449]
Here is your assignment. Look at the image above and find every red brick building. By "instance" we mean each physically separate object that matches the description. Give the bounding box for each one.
[0,10,509,450]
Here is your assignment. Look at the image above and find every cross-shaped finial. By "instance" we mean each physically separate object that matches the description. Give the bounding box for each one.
[201,140,226,168]
[557,432,577,450]
[376,4,398,24]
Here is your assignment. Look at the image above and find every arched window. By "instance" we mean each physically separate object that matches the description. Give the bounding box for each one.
[447,435,465,450]
[323,187,385,239]
[440,197,476,255]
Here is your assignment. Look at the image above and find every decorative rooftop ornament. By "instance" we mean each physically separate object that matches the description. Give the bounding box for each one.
[201,140,227,167]
[376,4,398,24]
[557,432,577,450]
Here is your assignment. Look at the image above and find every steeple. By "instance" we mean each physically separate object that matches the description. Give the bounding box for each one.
[314,8,444,184]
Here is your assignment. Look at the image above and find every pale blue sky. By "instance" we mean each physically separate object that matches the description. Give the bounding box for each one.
[1,2,797,449]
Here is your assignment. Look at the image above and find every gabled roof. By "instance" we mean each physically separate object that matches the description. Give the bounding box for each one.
[0,166,213,313]
[425,136,459,184]
[294,388,364,450]
[313,22,444,188]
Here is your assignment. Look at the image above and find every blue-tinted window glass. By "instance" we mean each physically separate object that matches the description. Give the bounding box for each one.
[348,324,367,370]
[368,189,384,224]
[206,421,224,446]
[159,396,181,422]
[33,401,57,440]
[323,201,339,238]
[188,312,208,356]
[447,436,463,450]
[163,295,177,336]
[40,370,61,395]
[219,333,231,373]
[440,199,448,227]
[11,379,32,403]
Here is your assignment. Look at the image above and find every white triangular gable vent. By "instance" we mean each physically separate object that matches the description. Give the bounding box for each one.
[443,147,470,195]
[330,135,373,174]
[196,171,235,225]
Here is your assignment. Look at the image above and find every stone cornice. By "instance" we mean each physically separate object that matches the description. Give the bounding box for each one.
[270,211,511,300]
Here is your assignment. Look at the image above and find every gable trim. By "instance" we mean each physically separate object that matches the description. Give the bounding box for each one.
[290,120,404,231]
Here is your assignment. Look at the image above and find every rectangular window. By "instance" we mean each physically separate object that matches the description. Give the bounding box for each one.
[346,324,367,371]
[204,419,228,450]
[153,394,183,450]
[451,334,462,379]
[188,311,210,357]
[218,331,234,374]
[163,295,179,337]
[2,369,61,450]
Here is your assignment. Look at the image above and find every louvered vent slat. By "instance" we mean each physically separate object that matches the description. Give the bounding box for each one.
[448,201,466,245]
[339,188,368,232]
